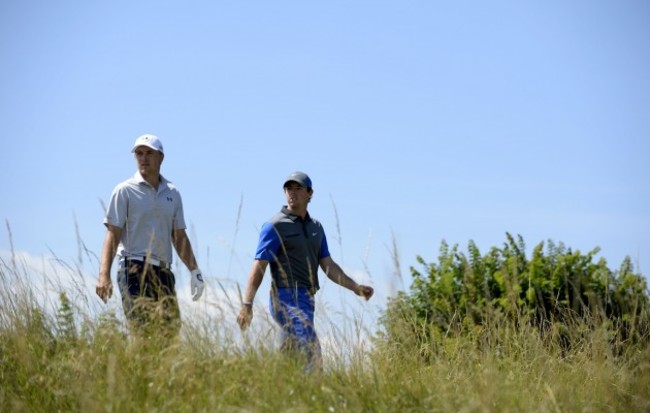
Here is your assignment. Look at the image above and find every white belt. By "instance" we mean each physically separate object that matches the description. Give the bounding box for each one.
[122,256,170,269]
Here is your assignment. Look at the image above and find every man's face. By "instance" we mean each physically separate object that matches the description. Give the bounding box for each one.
[134,146,163,177]
[284,182,311,209]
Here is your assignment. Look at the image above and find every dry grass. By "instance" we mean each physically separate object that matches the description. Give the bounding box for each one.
[1,224,649,412]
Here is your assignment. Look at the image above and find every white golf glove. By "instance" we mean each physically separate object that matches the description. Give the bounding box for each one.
[190,269,205,301]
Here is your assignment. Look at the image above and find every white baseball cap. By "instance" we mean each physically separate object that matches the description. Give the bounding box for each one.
[131,134,164,153]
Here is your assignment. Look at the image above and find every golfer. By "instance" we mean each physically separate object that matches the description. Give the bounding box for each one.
[95,134,205,338]
[237,171,374,371]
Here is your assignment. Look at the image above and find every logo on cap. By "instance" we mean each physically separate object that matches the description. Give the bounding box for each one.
[284,171,312,189]
[132,134,164,153]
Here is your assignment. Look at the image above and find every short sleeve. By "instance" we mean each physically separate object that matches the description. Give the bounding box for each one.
[104,185,128,228]
[173,190,186,230]
[319,231,331,260]
[254,222,281,262]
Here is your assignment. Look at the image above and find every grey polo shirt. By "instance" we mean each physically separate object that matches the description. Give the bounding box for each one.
[104,172,186,264]
[255,206,331,291]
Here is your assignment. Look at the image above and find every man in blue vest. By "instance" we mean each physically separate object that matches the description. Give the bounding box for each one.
[237,171,374,370]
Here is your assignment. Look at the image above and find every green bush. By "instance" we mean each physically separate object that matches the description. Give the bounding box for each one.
[378,233,650,359]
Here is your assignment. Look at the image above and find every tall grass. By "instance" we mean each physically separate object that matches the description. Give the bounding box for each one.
[1,246,649,412]
[374,306,650,412]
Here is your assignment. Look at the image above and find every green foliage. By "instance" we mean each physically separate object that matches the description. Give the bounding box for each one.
[56,291,78,345]
[2,289,649,413]
[379,234,650,359]
[1,240,649,412]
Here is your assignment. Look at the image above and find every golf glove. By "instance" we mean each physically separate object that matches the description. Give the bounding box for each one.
[191,269,205,301]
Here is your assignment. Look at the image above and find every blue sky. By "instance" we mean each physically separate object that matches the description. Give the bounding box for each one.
[1,1,649,330]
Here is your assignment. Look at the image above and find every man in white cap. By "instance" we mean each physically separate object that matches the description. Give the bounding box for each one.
[237,171,374,371]
[96,134,205,339]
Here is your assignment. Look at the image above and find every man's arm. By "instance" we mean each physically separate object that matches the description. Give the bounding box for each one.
[172,228,198,271]
[96,224,122,303]
[172,228,206,301]
[236,259,269,330]
[319,256,374,300]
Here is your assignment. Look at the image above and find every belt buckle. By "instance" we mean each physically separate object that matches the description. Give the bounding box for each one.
[146,258,169,269]
[125,256,168,269]
[149,258,169,269]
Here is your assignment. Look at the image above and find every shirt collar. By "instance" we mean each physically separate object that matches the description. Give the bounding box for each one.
[133,171,168,188]
[281,206,310,222]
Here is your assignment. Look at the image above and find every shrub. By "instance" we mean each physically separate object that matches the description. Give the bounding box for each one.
[378,233,650,359]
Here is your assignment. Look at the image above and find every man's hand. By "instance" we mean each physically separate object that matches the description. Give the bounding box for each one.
[237,304,253,330]
[356,284,374,301]
[96,275,113,303]
[191,269,205,301]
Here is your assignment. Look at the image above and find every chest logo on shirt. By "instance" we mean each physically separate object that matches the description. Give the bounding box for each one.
[312,232,318,236]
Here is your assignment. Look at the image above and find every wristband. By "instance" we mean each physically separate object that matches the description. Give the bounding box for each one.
[242,301,253,306]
